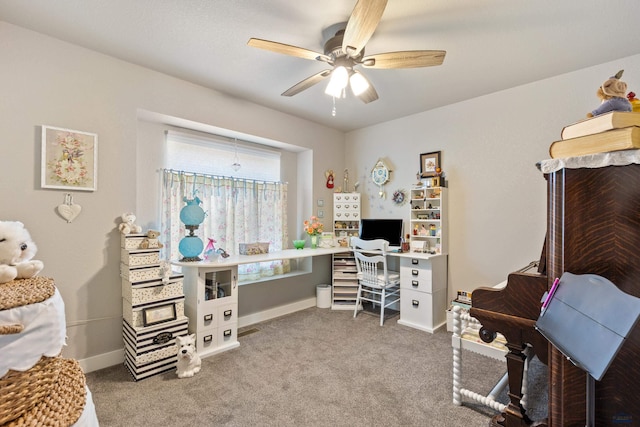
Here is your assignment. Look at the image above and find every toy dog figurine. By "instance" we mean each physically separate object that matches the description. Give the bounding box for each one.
[175,334,201,378]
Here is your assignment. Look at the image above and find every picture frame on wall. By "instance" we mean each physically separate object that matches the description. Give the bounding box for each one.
[142,303,177,327]
[419,151,441,178]
[41,125,98,191]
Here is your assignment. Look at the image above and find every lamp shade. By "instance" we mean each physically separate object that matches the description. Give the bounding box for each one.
[349,71,370,96]
[324,66,349,98]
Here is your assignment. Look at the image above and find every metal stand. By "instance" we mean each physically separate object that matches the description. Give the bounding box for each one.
[586,374,595,427]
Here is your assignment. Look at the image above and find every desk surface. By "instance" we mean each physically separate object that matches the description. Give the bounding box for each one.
[173,247,445,268]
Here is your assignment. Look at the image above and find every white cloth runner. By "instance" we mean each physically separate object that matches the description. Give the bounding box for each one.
[0,288,67,377]
[538,150,640,174]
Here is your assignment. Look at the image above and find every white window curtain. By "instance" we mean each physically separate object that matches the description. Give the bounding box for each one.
[161,169,289,281]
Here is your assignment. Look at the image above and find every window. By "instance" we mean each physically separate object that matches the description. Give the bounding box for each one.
[161,130,289,281]
[165,131,280,181]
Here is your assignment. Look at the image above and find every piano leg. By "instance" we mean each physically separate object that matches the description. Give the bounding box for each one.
[489,342,547,427]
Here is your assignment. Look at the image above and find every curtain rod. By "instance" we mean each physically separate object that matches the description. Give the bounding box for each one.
[162,168,286,186]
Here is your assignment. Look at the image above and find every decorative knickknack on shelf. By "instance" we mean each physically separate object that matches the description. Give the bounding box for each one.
[178,196,205,262]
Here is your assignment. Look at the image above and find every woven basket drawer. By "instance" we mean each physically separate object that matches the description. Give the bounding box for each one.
[122,280,184,305]
[121,234,146,250]
[121,250,160,266]
[123,298,185,328]
[121,265,162,282]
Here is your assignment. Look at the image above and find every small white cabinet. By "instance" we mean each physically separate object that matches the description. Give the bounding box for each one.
[397,254,448,333]
[181,265,240,358]
[333,192,361,238]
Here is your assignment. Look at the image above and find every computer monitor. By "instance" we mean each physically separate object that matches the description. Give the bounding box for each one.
[359,219,404,247]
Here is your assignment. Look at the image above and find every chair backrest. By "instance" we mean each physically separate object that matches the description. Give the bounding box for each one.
[351,237,391,287]
[350,237,390,253]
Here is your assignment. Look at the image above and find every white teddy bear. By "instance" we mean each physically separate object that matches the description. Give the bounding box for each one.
[0,221,44,284]
[118,212,142,235]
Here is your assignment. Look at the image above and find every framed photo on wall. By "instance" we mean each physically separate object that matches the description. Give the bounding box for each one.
[41,125,98,191]
[420,151,441,178]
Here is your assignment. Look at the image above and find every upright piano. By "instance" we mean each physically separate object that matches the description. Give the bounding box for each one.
[471,153,640,427]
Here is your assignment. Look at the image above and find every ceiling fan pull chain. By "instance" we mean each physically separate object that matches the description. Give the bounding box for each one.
[332,96,337,117]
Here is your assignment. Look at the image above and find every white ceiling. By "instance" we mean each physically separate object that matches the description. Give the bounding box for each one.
[2,0,640,132]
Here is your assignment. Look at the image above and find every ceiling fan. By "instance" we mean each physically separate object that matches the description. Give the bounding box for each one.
[247,0,446,104]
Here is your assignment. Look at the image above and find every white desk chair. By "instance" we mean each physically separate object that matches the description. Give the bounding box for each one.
[351,237,401,326]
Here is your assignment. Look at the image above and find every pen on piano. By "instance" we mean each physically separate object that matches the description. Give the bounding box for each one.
[540,277,560,316]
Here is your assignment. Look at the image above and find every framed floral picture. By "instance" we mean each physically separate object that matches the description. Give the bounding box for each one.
[420,151,441,178]
[41,125,98,191]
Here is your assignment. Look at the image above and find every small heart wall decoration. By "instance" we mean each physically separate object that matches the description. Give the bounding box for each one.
[57,193,82,223]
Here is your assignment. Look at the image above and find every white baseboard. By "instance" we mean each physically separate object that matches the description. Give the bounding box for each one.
[79,348,124,374]
[78,298,317,373]
[238,297,316,328]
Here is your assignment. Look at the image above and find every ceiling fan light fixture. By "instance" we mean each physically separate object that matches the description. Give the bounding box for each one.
[349,71,370,96]
[324,66,349,98]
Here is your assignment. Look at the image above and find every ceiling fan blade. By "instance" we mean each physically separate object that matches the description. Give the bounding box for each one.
[342,0,388,58]
[361,50,446,69]
[248,38,331,62]
[282,70,332,97]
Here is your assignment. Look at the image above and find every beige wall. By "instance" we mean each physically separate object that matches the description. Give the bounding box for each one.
[3,18,640,370]
[346,54,640,300]
[0,21,343,367]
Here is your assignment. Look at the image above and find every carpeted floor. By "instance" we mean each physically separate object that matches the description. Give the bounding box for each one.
[86,306,547,426]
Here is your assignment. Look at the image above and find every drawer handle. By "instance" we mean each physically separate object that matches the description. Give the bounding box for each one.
[223,309,232,317]
[412,280,419,287]
[412,269,419,276]
[203,335,213,343]
[203,314,213,322]
[412,259,419,265]
[223,329,232,337]
[412,300,420,307]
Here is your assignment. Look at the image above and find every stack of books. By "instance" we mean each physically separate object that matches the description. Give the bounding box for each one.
[550,112,640,159]
[451,290,472,309]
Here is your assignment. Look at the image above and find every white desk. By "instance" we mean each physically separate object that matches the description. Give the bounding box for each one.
[173,248,447,358]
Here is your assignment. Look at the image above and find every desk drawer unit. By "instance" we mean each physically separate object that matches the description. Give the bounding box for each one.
[398,255,448,333]
[400,288,447,332]
[197,323,238,356]
[195,300,238,357]
[197,302,237,331]
[400,258,434,293]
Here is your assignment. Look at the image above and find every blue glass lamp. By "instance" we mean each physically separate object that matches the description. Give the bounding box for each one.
[179,196,205,261]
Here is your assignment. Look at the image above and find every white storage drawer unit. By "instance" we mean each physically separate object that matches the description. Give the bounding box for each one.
[196,302,237,331]
[400,258,434,293]
[181,265,240,358]
[397,255,447,333]
[197,324,238,354]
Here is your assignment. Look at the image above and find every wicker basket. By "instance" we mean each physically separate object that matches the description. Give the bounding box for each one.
[0,278,87,426]
[0,356,86,426]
